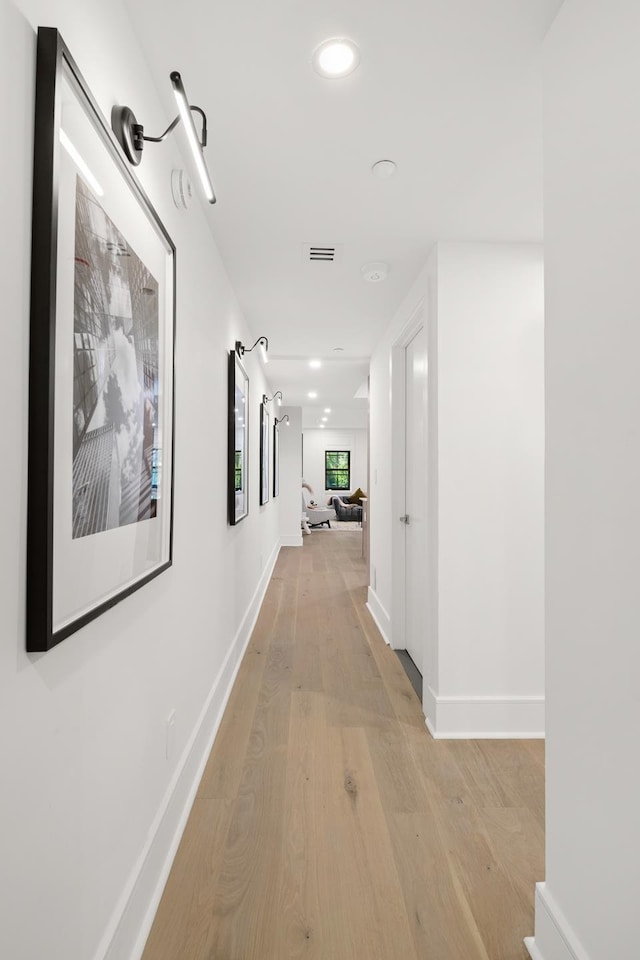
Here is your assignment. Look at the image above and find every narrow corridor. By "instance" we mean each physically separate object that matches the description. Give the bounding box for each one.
[142,530,544,960]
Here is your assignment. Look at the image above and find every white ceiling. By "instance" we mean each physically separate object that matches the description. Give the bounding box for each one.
[268,354,370,424]
[127,0,562,422]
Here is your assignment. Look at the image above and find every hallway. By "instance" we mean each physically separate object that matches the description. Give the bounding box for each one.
[142,530,544,960]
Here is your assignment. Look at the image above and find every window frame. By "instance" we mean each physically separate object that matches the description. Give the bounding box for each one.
[324,450,351,491]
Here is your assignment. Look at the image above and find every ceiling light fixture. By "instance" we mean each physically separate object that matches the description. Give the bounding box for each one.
[309,359,322,369]
[324,407,331,413]
[333,347,344,353]
[319,424,325,429]
[112,71,216,204]
[312,38,360,79]
[321,417,328,422]
[308,391,318,399]
[275,415,290,428]
[361,261,389,282]
[263,391,282,406]
[371,159,397,179]
[235,336,269,364]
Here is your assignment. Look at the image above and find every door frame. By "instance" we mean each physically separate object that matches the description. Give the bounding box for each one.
[390,298,425,655]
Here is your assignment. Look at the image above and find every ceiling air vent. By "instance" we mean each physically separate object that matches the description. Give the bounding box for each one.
[302,243,343,264]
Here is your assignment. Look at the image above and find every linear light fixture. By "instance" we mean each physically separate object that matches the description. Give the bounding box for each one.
[112,71,216,204]
[275,415,290,427]
[263,391,283,406]
[236,336,268,364]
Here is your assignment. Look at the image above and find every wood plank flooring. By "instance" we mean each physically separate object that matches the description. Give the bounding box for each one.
[142,530,544,960]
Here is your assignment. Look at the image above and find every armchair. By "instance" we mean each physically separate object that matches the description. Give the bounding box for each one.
[331,495,363,522]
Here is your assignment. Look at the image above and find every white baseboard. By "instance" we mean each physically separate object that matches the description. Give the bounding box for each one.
[98,540,281,960]
[424,686,545,739]
[366,587,391,645]
[524,937,544,960]
[525,883,589,960]
[281,534,303,547]
[423,684,438,734]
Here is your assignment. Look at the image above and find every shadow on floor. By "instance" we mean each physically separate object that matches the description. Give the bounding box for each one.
[395,650,423,701]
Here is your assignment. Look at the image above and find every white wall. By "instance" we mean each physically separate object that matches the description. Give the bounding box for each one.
[302,427,368,503]
[436,243,545,733]
[0,2,281,958]
[527,3,640,959]
[369,241,545,737]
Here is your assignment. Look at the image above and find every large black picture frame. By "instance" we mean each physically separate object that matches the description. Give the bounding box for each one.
[259,402,270,506]
[27,28,176,652]
[228,350,249,524]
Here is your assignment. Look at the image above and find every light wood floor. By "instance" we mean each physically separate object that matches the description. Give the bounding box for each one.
[142,531,544,960]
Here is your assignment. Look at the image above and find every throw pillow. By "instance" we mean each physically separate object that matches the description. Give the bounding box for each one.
[348,487,366,504]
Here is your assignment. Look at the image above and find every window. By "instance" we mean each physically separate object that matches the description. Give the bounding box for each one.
[325,450,351,490]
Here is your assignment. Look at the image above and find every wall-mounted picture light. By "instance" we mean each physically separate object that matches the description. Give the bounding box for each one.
[263,391,283,406]
[235,336,269,364]
[274,415,290,427]
[112,71,216,204]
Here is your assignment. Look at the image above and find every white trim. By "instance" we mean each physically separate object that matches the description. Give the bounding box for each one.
[389,299,426,655]
[424,686,545,738]
[393,296,426,350]
[390,341,407,651]
[281,534,303,547]
[97,540,281,960]
[525,883,591,960]
[366,587,391,645]
[423,683,438,733]
[524,937,544,960]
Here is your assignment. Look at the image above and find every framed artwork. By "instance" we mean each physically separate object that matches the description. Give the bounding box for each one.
[229,350,249,524]
[259,402,270,505]
[273,422,279,498]
[27,28,176,652]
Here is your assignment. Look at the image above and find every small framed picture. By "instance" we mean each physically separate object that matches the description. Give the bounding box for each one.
[259,402,270,505]
[228,350,249,524]
[273,421,279,498]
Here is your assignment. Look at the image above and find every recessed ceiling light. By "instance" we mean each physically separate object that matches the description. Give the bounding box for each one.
[321,417,328,422]
[319,424,325,429]
[324,407,331,413]
[309,359,322,368]
[312,38,360,79]
[333,347,344,353]
[308,391,318,399]
[362,261,389,282]
[372,159,397,179]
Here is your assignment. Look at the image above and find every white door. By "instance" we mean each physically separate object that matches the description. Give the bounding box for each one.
[404,325,428,675]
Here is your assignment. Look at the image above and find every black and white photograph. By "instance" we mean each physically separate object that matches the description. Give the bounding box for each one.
[26,29,175,652]
[72,178,159,539]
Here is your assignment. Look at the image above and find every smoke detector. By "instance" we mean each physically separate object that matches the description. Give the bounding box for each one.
[371,159,397,179]
[361,261,389,282]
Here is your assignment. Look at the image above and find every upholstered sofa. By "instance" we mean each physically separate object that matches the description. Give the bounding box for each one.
[331,495,363,522]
